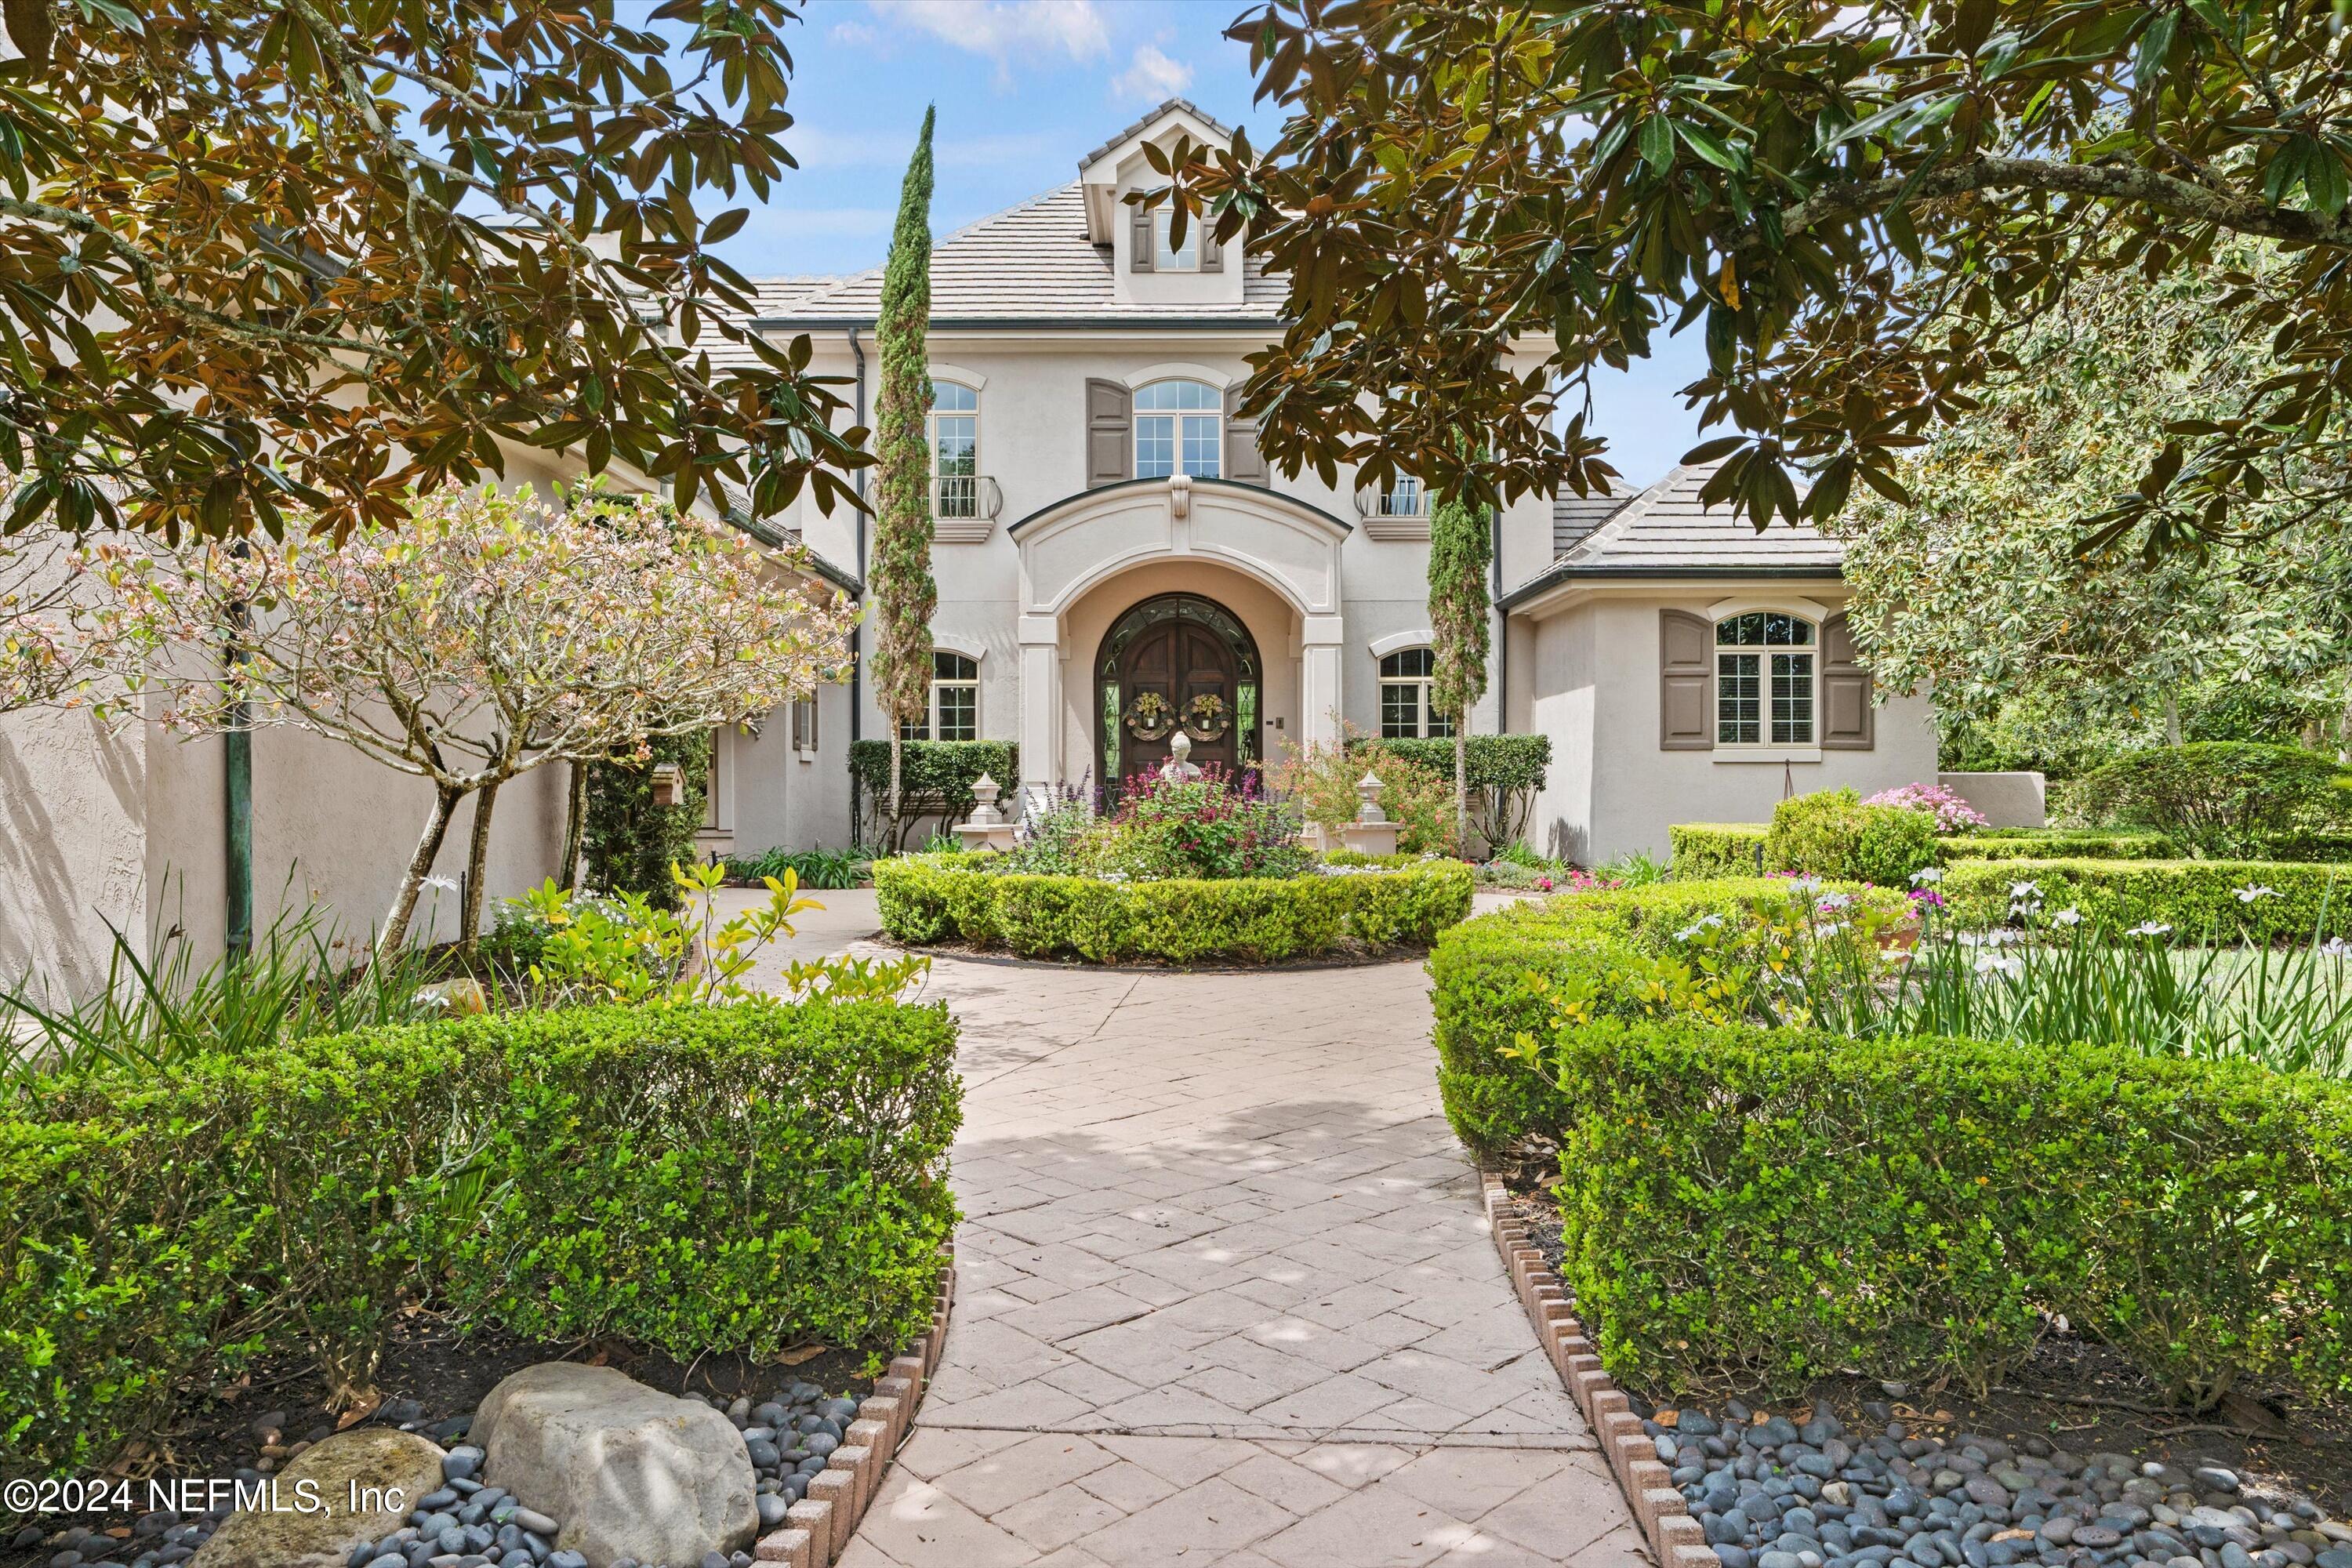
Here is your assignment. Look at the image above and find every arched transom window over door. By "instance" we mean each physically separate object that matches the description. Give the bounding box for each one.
[1715,612,1816,746]
[1134,379,1221,480]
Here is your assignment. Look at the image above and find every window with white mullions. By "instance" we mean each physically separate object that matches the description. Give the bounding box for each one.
[929,381,978,518]
[1378,648,1454,739]
[1715,612,1816,746]
[1134,379,1221,480]
[899,651,980,742]
[1152,212,1198,271]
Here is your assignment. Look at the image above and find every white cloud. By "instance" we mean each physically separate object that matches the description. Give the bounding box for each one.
[1112,43,1192,103]
[829,19,880,46]
[852,0,1110,78]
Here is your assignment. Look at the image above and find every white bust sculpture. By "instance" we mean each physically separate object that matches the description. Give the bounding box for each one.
[1158,729,1203,783]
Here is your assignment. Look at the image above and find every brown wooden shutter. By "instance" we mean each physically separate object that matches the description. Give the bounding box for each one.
[1223,383,1265,485]
[1820,611,1875,750]
[1199,220,1222,274]
[1660,608,1714,750]
[1085,379,1131,488]
[1129,206,1154,273]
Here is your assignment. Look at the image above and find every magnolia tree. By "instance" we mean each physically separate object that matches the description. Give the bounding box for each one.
[99,485,855,955]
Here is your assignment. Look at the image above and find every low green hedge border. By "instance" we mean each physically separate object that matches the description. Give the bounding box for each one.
[1345,733,1552,792]
[1940,858,2352,939]
[1550,1015,2351,1403]
[1668,822,1766,879]
[1432,884,2352,1404]
[1428,879,1907,1160]
[1934,829,2180,861]
[2,1001,960,1475]
[873,852,1473,964]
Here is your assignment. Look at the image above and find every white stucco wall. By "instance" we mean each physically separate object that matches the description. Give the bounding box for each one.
[777,332,1533,785]
[1518,591,1941,866]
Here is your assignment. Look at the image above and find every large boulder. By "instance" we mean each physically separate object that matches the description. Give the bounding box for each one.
[472,1363,757,1568]
[193,1428,446,1568]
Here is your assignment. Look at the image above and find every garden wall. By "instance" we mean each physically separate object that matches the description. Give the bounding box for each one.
[1936,769,2045,828]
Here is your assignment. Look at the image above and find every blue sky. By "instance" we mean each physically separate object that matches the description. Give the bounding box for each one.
[704,0,1708,489]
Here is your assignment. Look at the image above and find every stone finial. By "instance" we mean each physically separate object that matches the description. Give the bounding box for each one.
[1355,771,1388,824]
[968,772,1002,826]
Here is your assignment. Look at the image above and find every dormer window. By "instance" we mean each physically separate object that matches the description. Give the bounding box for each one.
[1152,212,1197,272]
[1127,194,1221,275]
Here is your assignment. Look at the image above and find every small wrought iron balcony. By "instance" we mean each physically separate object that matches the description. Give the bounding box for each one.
[931,474,1003,522]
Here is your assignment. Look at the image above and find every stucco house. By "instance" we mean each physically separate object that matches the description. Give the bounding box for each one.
[0,97,1942,999]
[715,99,1937,864]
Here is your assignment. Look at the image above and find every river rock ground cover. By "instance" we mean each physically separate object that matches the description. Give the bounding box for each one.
[1505,1192,2352,1547]
[0,1316,875,1568]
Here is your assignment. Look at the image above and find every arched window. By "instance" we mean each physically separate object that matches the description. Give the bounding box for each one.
[899,650,979,742]
[1715,612,1816,746]
[1379,648,1454,739]
[1134,379,1221,480]
[929,382,979,518]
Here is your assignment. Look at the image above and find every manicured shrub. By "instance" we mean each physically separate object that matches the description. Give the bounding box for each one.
[849,739,1018,850]
[873,853,1472,964]
[1346,732,1552,846]
[1426,880,1907,1160]
[2063,742,2352,857]
[1545,1018,2352,1404]
[1938,858,2352,940]
[2263,828,2352,864]
[1934,829,2178,862]
[1432,887,2352,1406]
[1668,822,1766,879]
[1764,788,1939,884]
[0,1001,959,1476]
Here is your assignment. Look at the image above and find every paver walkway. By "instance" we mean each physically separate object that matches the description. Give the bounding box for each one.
[742,891,1640,1568]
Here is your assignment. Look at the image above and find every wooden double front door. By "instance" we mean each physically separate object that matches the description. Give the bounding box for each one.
[1098,595,1259,791]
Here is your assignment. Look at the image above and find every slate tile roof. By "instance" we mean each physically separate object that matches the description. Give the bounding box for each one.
[744,183,1288,326]
[1508,462,1843,604]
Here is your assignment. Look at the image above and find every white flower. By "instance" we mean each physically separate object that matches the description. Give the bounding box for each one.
[1973,952,2022,977]
[421,874,459,892]
[2322,936,2350,956]
[1788,875,1824,895]
[2007,880,2039,900]
[2234,884,2281,903]
[1817,891,1854,913]
[2125,920,2173,938]
[1674,913,1726,942]
[1910,866,1944,886]
[2050,906,2083,927]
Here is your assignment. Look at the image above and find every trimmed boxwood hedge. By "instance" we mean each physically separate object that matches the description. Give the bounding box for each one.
[873,851,1472,964]
[1428,879,1907,1160]
[1431,884,2352,1404]
[1934,829,2179,862]
[1668,822,1766,878]
[1939,857,2352,940]
[2,1000,960,1475]
[1346,732,1552,792]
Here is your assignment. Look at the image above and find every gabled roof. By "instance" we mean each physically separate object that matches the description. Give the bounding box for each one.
[1553,488,1630,557]
[748,183,1287,328]
[1503,461,1843,608]
[1076,98,1235,174]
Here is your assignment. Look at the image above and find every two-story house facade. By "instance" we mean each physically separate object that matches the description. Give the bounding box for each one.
[714,100,1940,863]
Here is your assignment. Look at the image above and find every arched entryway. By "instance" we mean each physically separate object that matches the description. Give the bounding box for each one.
[1095,592,1261,792]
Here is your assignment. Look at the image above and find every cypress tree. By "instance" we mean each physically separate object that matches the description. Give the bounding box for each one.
[1428,488,1492,852]
[869,106,938,846]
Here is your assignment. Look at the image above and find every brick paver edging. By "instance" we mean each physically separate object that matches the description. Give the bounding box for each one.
[1482,1174,1715,1568]
[753,1246,956,1568]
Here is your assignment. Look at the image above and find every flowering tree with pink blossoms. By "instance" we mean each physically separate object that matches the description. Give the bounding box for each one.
[0,538,157,716]
[98,485,856,956]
